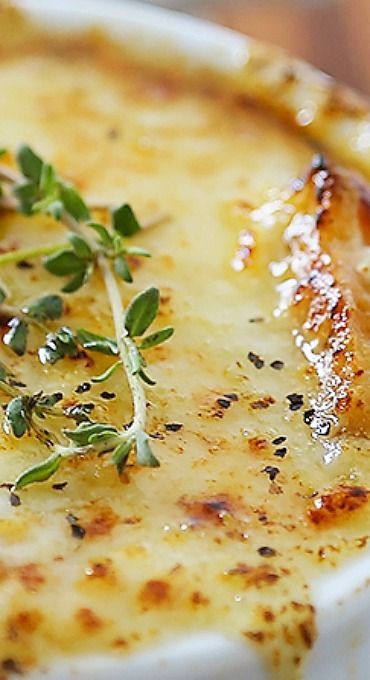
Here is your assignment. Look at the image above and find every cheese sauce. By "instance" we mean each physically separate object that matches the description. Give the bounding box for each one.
[0,11,369,680]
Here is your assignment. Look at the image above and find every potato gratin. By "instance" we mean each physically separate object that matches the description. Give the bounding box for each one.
[0,5,369,680]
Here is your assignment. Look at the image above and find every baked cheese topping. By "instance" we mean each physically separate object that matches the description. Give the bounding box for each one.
[0,9,369,680]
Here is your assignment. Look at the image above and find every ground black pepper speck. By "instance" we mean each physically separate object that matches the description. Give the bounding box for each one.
[216,397,232,409]
[272,436,287,445]
[164,423,183,432]
[287,393,304,411]
[100,391,116,400]
[66,513,86,539]
[9,492,21,507]
[52,481,68,491]
[262,465,280,481]
[274,447,287,458]
[248,351,264,369]
[270,360,284,370]
[223,393,238,402]
[16,259,34,269]
[75,382,91,394]
[258,546,276,557]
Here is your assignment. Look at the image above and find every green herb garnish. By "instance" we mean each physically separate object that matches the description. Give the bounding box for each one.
[91,360,122,384]
[38,326,79,365]
[23,294,63,321]
[76,329,118,356]
[3,318,29,356]
[0,145,173,490]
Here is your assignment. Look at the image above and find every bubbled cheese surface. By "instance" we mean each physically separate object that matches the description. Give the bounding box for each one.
[0,22,369,680]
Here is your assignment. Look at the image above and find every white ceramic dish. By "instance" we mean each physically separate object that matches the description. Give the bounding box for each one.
[7,1,370,678]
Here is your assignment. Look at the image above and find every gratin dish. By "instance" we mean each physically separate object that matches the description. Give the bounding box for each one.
[1,1,370,679]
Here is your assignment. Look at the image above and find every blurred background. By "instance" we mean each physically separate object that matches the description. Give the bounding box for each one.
[139,0,369,94]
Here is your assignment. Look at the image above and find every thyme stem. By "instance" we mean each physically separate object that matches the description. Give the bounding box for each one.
[0,243,68,267]
[98,255,146,437]
[61,209,146,439]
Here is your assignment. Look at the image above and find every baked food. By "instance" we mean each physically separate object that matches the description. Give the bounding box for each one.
[0,3,369,679]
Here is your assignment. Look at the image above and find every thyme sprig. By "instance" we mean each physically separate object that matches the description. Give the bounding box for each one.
[0,146,173,490]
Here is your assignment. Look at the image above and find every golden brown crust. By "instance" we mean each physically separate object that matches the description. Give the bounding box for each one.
[271,155,370,437]
[307,485,369,526]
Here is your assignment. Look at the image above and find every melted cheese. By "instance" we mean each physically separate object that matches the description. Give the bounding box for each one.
[0,12,369,680]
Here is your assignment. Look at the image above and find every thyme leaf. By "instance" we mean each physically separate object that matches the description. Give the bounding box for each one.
[62,266,91,293]
[60,184,90,222]
[112,203,141,237]
[43,249,85,276]
[14,453,62,490]
[138,368,156,386]
[3,318,28,356]
[123,245,151,258]
[16,145,43,183]
[13,181,38,214]
[67,233,93,260]
[114,254,133,283]
[4,396,29,438]
[76,329,118,356]
[39,162,57,197]
[64,422,118,447]
[86,221,113,248]
[139,326,174,350]
[38,326,79,365]
[111,439,132,473]
[91,360,122,384]
[125,286,159,337]
[23,294,63,321]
